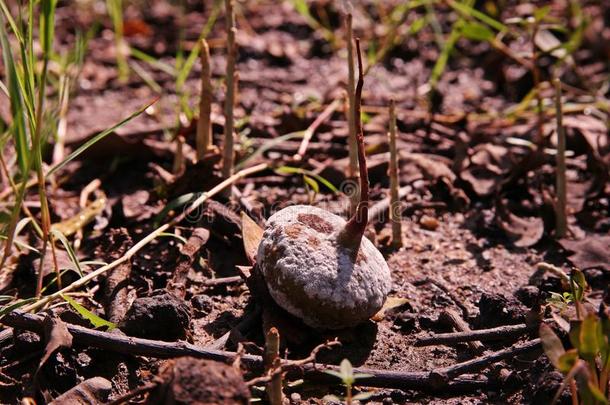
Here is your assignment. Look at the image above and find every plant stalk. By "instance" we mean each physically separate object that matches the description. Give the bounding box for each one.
[264,327,283,405]
[346,13,358,181]
[388,99,402,248]
[338,38,368,251]
[222,0,237,183]
[554,79,567,238]
[196,39,212,159]
[173,135,185,174]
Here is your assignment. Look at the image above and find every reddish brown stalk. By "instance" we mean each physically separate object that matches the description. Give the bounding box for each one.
[338,38,368,251]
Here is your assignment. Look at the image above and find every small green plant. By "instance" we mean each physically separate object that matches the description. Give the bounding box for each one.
[106,0,129,82]
[541,270,610,404]
[324,359,373,404]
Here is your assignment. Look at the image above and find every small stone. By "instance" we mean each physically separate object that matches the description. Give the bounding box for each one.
[191,294,214,315]
[121,293,190,340]
[153,358,250,405]
[419,215,439,231]
[13,330,42,354]
[514,286,540,307]
[476,293,527,328]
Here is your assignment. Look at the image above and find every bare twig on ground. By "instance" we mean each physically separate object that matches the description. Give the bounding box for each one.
[294,99,341,161]
[201,275,243,287]
[21,163,268,313]
[2,312,541,392]
[417,320,534,346]
[438,339,541,380]
[438,309,484,352]
[168,228,210,298]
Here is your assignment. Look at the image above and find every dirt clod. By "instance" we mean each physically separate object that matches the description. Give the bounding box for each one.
[476,293,527,328]
[121,293,190,341]
[151,358,250,405]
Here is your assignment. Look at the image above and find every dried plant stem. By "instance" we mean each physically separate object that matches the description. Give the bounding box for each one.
[196,39,212,160]
[294,98,341,160]
[21,163,268,313]
[554,78,567,238]
[388,99,402,248]
[345,13,358,180]
[264,327,283,405]
[531,23,544,145]
[223,0,237,182]
[338,38,368,251]
[52,75,70,165]
[173,135,185,174]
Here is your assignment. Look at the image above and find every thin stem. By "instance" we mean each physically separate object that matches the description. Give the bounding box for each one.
[173,135,185,174]
[554,78,567,238]
[32,50,60,297]
[21,163,268,313]
[388,99,402,248]
[531,22,544,145]
[222,0,237,182]
[346,13,358,180]
[294,98,341,160]
[264,327,283,405]
[338,38,368,251]
[196,39,212,160]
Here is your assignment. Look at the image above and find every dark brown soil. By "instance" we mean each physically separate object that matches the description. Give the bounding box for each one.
[1,0,609,404]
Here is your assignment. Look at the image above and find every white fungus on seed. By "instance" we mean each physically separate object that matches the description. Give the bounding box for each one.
[257,205,392,329]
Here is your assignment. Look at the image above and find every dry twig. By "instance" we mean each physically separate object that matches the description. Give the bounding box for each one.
[21,163,268,312]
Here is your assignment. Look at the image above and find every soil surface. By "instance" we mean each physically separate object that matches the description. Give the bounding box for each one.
[1,0,610,404]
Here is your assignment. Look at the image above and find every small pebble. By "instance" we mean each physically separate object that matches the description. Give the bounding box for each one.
[420,215,439,230]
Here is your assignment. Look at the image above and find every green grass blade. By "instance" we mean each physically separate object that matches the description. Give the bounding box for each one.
[0,0,23,44]
[0,15,29,177]
[0,298,37,318]
[447,1,506,32]
[154,192,201,226]
[40,0,57,56]
[175,0,220,89]
[48,98,158,176]
[235,131,305,170]
[51,229,84,277]
[130,47,177,76]
[61,294,116,330]
[276,166,338,193]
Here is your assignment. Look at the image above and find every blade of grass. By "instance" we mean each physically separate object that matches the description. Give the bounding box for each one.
[0,16,29,177]
[48,98,158,176]
[175,0,221,90]
[21,163,269,313]
[446,0,506,32]
[51,229,84,277]
[235,131,305,170]
[61,294,115,330]
[275,166,338,193]
[130,47,177,76]
[0,0,23,44]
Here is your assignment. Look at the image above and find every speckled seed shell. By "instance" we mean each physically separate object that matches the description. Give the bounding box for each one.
[257,205,392,329]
